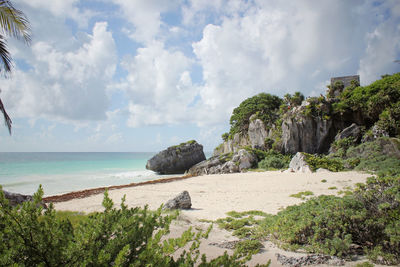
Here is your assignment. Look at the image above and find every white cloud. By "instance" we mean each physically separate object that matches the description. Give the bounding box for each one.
[189,0,400,127]
[112,0,179,43]
[119,41,198,127]
[1,22,117,122]
[358,6,400,84]
[16,0,93,28]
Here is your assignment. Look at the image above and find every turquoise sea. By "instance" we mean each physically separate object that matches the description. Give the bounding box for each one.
[0,152,181,196]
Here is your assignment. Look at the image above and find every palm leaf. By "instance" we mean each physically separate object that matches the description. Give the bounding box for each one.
[0,0,31,45]
[0,34,11,73]
[0,96,11,134]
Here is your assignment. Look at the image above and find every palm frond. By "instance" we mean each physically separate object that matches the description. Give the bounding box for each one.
[0,34,12,74]
[0,96,11,134]
[0,0,31,44]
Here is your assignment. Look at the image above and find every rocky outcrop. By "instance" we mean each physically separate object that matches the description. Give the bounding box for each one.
[334,123,361,142]
[188,149,257,176]
[213,133,250,156]
[213,115,272,156]
[248,114,269,150]
[163,191,192,210]
[287,152,312,173]
[3,190,33,206]
[281,103,336,154]
[146,140,206,174]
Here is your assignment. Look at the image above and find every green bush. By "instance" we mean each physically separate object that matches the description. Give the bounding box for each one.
[303,153,344,172]
[0,186,261,266]
[215,176,400,264]
[229,93,282,135]
[256,149,291,170]
[269,175,400,263]
[344,137,400,176]
[333,73,400,132]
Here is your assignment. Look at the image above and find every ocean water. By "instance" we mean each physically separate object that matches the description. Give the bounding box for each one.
[0,152,179,196]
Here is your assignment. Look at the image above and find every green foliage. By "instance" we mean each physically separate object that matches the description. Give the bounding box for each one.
[255,149,291,170]
[0,187,258,266]
[221,132,229,141]
[355,262,374,267]
[289,191,314,200]
[300,96,330,118]
[235,240,263,255]
[229,93,282,135]
[328,186,337,190]
[333,73,400,134]
[341,137,400,176]
[303,153,344,172]
[283,92,305,107]
[215,176,400,264]
[321,179,327,183]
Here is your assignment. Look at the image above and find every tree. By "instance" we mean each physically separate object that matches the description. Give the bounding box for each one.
[229,93,282,135]
[0,0,30,134]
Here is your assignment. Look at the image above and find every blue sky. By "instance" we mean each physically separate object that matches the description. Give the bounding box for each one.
[1,0,399,152]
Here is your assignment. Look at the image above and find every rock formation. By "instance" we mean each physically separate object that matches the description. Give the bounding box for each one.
[287,152,312,173]
[334,123,361,142]
[248,114,269,150]
[163,191,192,210]
[188,149,256,176]
[146,140,206,174]
[2,190,33,206]
[280,101,337,154]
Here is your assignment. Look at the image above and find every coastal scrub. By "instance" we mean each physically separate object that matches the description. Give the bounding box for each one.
[0,186,268,266]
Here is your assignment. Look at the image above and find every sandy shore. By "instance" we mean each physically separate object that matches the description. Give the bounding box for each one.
[54,170,379,266]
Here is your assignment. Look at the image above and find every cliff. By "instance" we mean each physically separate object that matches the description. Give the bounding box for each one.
[214,73,400,158]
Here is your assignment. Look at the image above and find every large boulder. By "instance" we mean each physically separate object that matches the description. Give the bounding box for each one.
[2,190,33,206]
[188,149,256,176]
[146,140,206,174]
[163,191,192,210]
[288,152,312,173]
[335,123,361,141]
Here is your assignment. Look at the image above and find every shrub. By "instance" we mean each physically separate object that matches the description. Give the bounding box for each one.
[256,150,291,170]
[269,175,400,263]
[221,133,229,142]
[229,93,282,135]
[303,153,344,172]
[0,186,260,266]
[333,72,400,130]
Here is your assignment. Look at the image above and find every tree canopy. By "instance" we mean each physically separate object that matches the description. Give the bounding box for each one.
[229,93,282,135]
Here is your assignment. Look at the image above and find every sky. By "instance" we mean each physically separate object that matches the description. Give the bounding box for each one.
[0,0,399,152]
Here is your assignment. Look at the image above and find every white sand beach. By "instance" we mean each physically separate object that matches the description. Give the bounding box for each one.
[54,171,380,266]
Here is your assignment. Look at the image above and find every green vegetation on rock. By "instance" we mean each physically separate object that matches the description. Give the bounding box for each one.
[229,93,282,136]
[303,153,344,172]
[333,73,400,135]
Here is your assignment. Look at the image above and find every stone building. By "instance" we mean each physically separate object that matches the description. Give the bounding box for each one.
[331,75,360,88]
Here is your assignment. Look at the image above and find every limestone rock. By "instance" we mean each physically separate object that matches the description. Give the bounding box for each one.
[146,140,206,174]
[248,114,268,150]
[335,123,361,141]
[3,190,33,206]
[281,99,338,154]
[163,191,192,210]
[188,149,257,176]
[372,124,389,139]
[282,114,334,154]
[213,133,250,156]
[288,152,312,173]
